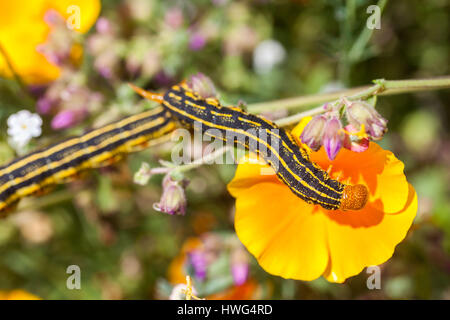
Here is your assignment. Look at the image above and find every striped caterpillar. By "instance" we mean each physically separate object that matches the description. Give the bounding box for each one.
[0,107,175,214]
[0,81,368,214]
[130,82,368,211]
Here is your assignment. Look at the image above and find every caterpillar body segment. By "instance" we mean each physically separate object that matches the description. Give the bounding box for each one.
[161,84,346,210]
[0,107,176,213]
[131,82,368,211]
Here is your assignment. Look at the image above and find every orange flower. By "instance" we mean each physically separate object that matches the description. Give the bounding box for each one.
[206,281,259,300]
[227,121,417,283]
[0,0,100,84]
[0,289,41,300]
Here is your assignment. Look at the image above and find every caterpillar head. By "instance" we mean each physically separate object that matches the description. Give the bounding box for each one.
[340,184,369,211]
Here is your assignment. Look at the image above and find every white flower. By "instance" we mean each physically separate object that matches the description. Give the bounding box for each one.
[7,110,43,148]
[253,39,286,74]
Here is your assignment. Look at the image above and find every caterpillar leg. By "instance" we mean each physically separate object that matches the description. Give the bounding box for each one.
[32,185,55,197]
[88,154,124,169]
[0,200,19,218]
[128,83,164,103]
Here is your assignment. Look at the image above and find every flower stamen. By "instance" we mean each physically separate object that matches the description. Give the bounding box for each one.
[343,124,368,139]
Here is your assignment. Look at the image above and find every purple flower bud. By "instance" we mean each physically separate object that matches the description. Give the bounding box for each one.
[231,263,249,286]
[367,118,388,140]
[300,115,327,151]
[153,176,188,216]
[230,246,249,286]
[43,9,63,26]
[36,97,55,115]
[36,44,64,66]
[27,85,47,97]
[154,71,174,87]
[51,111,74,130]
[51,110,85,130]
[187,73,216,98]
[323,117,344,161]
[189,32,207,51]
[188,250,208,281]
[345,101,388,141]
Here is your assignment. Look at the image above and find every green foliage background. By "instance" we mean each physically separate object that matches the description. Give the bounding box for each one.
[0,0,449,299]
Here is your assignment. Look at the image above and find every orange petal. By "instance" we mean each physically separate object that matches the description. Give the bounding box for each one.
[234,180,329,281]
[229,125,416,282]
[227,154,279,198]
[310,143,410,213]
[207,280,258,300]
[0,289,41,300]
[323,183,417,282]
[0,0,100,84]
[0,1,60,84]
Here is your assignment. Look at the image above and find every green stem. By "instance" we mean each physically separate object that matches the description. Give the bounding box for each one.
[273,77,450,127]
[0,43,36,108]
[0,43,34,98]
[382,78,450,90]
[339,0,356,83]
[247,88,363,114]
[275,105,326,127]
[174,146,234,173]
[0,44,23,87]
[248,76,450,115]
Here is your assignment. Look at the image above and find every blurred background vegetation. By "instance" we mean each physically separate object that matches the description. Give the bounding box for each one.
[0,0,449,299]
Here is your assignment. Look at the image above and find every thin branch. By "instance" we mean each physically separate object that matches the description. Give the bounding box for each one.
[248,76,450,115]
[274,77,450,127]
[175,146,234,173]
[0,43,32,95]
